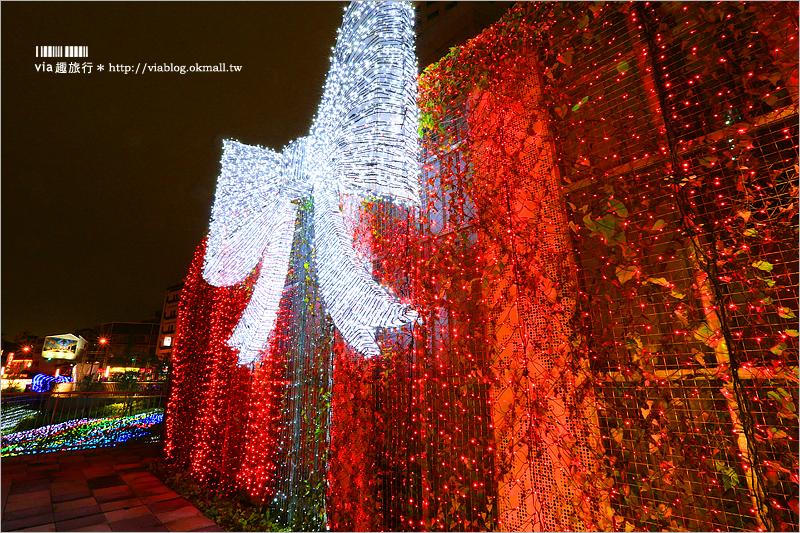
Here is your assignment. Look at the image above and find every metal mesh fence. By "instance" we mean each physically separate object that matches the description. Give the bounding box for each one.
[560,2,798,530]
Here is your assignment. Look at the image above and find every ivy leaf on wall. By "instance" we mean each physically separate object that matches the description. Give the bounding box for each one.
[607,198,628,218]
[752,260,774,272]
[713,460,740,490]
[616,266,637,284]
[694,323,721,348]
[767,390,797,416]
[626,335,643,354]
[670,288,686,299]
[584,213,622,245]
[557,50,574,65]
[770,342,788,356]
[698,155,719,168]
[571,96,589,112]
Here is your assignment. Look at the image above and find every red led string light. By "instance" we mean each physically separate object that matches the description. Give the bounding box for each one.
[164,2,798,531]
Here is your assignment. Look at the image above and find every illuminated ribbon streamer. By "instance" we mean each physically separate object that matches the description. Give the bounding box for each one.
[203,2,420,365]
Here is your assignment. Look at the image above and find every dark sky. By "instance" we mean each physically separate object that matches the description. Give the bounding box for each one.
[2,1,347,340]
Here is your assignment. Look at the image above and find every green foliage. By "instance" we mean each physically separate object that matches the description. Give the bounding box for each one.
[419,0,798,530]
[99,401,151,418]
[75,373,103,392]
[114,371,141,392]
[147,459,288,532]
[298,197,313,212]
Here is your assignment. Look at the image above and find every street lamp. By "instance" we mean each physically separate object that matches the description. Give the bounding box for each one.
[99,337,108,377]
[22,346,32,370]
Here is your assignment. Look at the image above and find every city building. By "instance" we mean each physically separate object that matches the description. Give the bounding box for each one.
[95,321,160,374]
[1,334,65,389]
[1,343,39,377]
[156,283,184,364]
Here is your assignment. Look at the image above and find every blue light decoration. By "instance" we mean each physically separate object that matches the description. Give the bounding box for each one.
[31,373,72,393]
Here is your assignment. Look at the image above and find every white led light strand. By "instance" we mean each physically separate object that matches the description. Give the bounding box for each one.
[203,1,419,365]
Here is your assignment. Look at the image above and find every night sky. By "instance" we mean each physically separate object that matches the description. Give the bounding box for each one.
[2,1,348,340]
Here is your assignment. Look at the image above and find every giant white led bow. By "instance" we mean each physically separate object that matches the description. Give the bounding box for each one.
[202,1,420,365]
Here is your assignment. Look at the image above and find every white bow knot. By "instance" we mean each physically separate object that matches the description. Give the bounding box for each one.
[202,2,420,365]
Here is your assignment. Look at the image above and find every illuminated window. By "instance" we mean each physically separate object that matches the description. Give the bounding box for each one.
[163,336,172,347]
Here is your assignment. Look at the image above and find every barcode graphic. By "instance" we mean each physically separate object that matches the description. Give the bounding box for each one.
[36,46,88,58]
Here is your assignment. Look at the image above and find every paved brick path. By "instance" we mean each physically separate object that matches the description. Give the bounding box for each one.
[1,444,224,532]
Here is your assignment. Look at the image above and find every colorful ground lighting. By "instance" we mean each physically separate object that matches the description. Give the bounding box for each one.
[1,410,163,457]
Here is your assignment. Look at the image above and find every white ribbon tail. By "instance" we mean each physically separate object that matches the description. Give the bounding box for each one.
[313,185,417,358]
[227,200,298,365]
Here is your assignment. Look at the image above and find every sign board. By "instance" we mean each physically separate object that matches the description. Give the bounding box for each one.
[42,334,86,360]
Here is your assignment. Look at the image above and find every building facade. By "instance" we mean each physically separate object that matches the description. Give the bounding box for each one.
[96,321,160,372]
[157,283,184,364]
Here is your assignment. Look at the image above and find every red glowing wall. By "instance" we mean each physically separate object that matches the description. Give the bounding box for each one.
[165,2,799,531]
